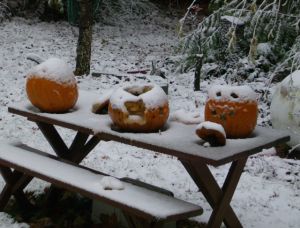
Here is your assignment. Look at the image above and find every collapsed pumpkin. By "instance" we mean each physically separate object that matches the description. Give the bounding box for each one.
[204,85,258,138]
[108,84,169,132]
[26,58,78,113]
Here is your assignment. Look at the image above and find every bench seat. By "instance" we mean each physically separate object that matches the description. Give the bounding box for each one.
[0,142,202,226]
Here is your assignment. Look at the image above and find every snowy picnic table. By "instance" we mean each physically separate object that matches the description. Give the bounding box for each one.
[7,90,290,227]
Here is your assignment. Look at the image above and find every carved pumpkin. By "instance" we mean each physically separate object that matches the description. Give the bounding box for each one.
[204,85,258,138]
[108,84,169,132]
[26,58,78,113]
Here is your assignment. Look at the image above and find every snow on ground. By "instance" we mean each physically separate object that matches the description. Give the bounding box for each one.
[0,12,299,228]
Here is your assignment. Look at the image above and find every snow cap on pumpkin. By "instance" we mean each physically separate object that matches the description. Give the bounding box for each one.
[109,84,168,112]
[27,57,76,84]
[208,85,257,102]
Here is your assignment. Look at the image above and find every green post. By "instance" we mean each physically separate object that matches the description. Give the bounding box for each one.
[67,0,101,25]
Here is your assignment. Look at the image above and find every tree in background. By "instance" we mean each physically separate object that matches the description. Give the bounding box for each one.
[74,0,93,76]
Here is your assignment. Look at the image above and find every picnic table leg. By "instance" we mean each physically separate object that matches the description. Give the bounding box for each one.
[35,121,100,162]
[208,158,247,228]
[0,167,33,210]
[34,122,101,206]
[36,122,70,158]
[181,158,247,228]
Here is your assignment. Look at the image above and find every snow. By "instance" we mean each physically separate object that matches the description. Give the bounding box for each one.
[208,85,258,102]
[0,14,299,228]
[27,57,76,84]
[0,141,201,219]
[257,43,273,57]
[196,121,226,137]
[99,176,124,190]
[221,16,245,26]
[109,84,168,111]
[169,109,203,124]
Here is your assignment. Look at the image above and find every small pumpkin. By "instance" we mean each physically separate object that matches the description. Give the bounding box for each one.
[196,121,226,146]
[204,85,258,138]
[26,58,78,113]
[108,84,169,132]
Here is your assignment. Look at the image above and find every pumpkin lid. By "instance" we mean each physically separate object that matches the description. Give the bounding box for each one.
[27,58,76,84]
[208,85,257,102]
[196,121,226,138]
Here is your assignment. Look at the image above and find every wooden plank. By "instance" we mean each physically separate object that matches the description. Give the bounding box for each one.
[0,143,203,221]
[8,103,290,166]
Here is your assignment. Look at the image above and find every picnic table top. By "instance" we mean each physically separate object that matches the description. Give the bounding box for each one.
[8,90,290,166]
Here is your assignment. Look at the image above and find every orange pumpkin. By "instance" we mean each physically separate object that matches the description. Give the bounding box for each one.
[204,85,258,138]
[26,58,78,113]
[108,84,169,132]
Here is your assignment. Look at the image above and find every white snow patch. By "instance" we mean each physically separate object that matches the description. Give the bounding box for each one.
[99,176,125,190]
[257,43,273,56]
[221,16,245,25]
[169,109,203,124]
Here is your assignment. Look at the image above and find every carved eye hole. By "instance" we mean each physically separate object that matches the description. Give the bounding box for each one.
[231,93,239,99]
[211,109,217,115]
[216,91,222,97]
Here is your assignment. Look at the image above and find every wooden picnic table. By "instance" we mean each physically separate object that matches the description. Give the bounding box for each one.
[6,90,290,227]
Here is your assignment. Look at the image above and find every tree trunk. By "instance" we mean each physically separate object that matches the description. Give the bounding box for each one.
[194,56,203,91]
[74,0,93,76]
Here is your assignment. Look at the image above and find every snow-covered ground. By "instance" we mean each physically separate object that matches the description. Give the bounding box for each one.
[0,12,299,228]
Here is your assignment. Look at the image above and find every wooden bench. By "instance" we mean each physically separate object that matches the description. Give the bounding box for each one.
[0,142,203,228]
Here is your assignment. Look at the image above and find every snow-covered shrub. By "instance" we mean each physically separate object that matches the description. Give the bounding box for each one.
[0,1,12,23]
[178,0,300,84]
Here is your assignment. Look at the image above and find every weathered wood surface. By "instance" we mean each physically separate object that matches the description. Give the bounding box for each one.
[0,142,203,221]
[8,90,290,166]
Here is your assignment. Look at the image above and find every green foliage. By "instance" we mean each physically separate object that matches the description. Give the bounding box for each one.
[178,0,300,82]
[5,190,94,227]
[0,1,11,22]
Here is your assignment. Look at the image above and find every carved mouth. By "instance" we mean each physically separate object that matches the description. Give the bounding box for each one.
[125,100,145,115]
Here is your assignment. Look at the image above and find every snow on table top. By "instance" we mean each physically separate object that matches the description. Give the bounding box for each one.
[0,142,202,219]
[8,90,290,166]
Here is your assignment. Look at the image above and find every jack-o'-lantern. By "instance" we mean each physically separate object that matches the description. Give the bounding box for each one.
[26,58,78,113]
[108,84,169,132]
[204,85,258,138]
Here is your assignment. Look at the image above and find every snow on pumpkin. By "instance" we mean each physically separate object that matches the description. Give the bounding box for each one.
[108,84,169,132]
[26,58,78,113]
